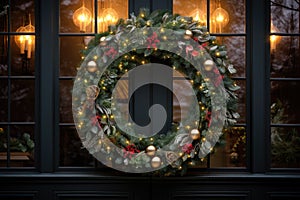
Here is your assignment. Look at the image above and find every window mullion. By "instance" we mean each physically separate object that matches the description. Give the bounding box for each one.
[38,0,59,173]
[249,0,270,173]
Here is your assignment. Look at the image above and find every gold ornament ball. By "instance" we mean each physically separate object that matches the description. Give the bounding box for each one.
[86,60,97,73]
[151,156,161,168]
[146,145,156,156]
[203,59,214,71]
[190,129,200,140]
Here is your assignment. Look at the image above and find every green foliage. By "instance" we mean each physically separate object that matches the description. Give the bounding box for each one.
[271,100,300,166]
[0,130,35,153]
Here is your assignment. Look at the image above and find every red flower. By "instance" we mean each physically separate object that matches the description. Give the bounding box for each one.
[123,144,140,159]
[105,47,118,59]
[205,110,212,128]
[212,68,224,87]
[201,43,208,48]
[191,50,199,57]
[147,32,160,49]
[182,144,194,154]
[185,45,193,55]
[91,115,101,128]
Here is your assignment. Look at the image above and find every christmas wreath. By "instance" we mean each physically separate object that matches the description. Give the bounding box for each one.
[72,9,240,176]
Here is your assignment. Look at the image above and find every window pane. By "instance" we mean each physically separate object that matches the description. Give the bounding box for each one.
[211,126,246,168]
[0,35,8,76]
[60,0,128,33]
[10,1,36,76]
[0,79,8,122]
[271,127,300,168]
[217,36,246,78]
[0,125,35,168]
[60,0,94,33]
[60,126,94,167]
[271,81,300,124]
[10,0,35,33]
[235,80,246,124]
[173,0,207,26]
[271,0,300,34]
[209,0,245,34]
[10,79,35,122]
[60,36,85,76]
[0,126,8,167]
[271,36,300,78]
[59,80,73,123]
[11,35,36,76]
[173,0,246,34]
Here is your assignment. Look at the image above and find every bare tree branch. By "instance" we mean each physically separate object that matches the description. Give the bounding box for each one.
[271,1,300,12]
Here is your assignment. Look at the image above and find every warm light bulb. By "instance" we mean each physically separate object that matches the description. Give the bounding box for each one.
[189,8,206,26]
[78,14,87,22]
[216,14,224,22]
[211,6,229,33]
[270,35,277,43]
[15,19,35,58]
[72,2,92,32]
[270,22,281,51]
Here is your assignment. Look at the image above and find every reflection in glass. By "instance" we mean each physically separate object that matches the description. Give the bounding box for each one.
[210,0,229,33]
[271,36,300,78]
[60,0,128,33]
[10,0,35,33]
[60,37,85,76]
[211,126,246,167]
[271,127,300,168]
[60,126,94,167]
[271,0,299,34]
[0,35,8,76]
[271,81,300,124]
[0,80,8,122]
[0,125,35,167]
[10,80,35,122]
[217,36,246,78]
[59,80,73,123]
[173,0,245,34]
[72,1,93,32]
[234,80,246,124]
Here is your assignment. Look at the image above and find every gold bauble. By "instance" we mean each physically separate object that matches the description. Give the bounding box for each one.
[86,60,97,73]
[203,60,214,71]
[146,145,156,156]
[151,156,161,168]
[190,129,200,140]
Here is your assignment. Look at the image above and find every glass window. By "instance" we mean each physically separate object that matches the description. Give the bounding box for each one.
[0,0,36,168]
[59,0,128,167]
[270,0,300,169]
[173,0,247,168]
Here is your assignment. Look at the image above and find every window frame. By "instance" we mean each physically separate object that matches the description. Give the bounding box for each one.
[0,0,299,175]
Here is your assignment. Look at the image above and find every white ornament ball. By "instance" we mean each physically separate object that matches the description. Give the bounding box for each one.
[151,156,161,168]
[86,60,97,73]
[190,129,200,140]
[146,145,156,156]
[203,59,214,71]
[184,30,193,39]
